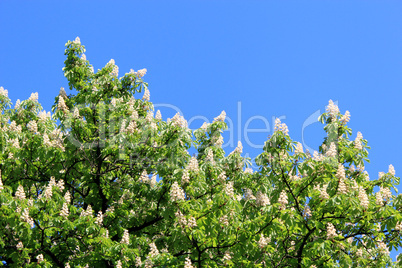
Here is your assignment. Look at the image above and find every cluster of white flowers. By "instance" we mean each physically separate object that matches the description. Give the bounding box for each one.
[42,183,53,200]
[230,141,243,155]
[312,151,324,161]
[80,54,86,61]
[27,120,38,133]
[315,184,329,199]
[225,181,234,197]
[0,86,8,97]
[389,164,396,176]
[28,92,39,102]
[219,215,229,226]
[358,187,369,209]
[395,221,402,231]
[95,211,103,225]
[376,192,384,206]
[107,59,119,77]
[258,234,270,248]
[21,208,34,228]
[274,118,289,135]
[340,110,350,124]
[37,254,44,263]
[354,132,363,150]
[215,135,224,147]
[170,112,188,128]
[170,181,185,202]
[73,36,81,44]
[205,149,214,163]
[72,107,80,119]
[15,185,26,200]
[116,260,122,268]
[187,216,197,228]
[380,186,392,201]
[218,171,226,182]
[135,256,142,267]
[9,121,22,133]
[222,251,232,262]
[326,100,339,119]
[121,229,130,245]
[64,191,71,203]
[244,167,253,174]
[184,257,194,268]
[16,241,23,250]
[256,191,270,206]
[57,96,68,112]
[356,248,363,257]
[140,170,149,183]
[377,240,390,255]
[278,190,288,210]
[244,189,256,201]
[200,122,208,131]
[143,89,150,101]
[174,210,187,227]
[213,110,226,122]
[130,68,147,78]
[38,110,51,121]
[326,223,337,239]
[155,110,162,120]
[181,170,190,184]
[303,205,312,218]
[336,164,348,194]
[14,99,21,109]
[325,142,337,158]
[294,142,304,154]
[80,205,93,217]
[187,157,199,172]
[60,203,69,218]
[149,242,159,257]
[347,237,353,244]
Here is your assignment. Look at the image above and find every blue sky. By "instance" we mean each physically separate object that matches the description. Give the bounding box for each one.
[1,0,401,260]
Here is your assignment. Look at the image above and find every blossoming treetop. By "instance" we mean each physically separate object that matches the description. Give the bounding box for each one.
[0,38,401,267]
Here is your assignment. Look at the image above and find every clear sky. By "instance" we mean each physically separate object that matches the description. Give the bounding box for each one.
[1,0,401,260]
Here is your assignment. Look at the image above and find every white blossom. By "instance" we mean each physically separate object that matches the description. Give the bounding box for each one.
[140,170,149,183]
[258,234,269,248]
[170,181,185,202]
[170,112,188,128]
[21,208,34,228]
[29,92,39,102]
[27,120,38,133]
[294,142,304,154]
[224,181,234,197]
[380,187,392,201]
[0,86,8,97]
[205,149,214,163]
[340,110,350,124]
[219,215,229,226]
[148,242,159,257]
[244,189,256,201]
[64,191,71,203]
[184,257,194,268]
[359,187,369,209]
[230,141,243,155]
[73,36,81,44]
[143,89,150,101]
[121,229,130,245]
[213,110,226,122]
[319,184,329,200]
[15,185,26,200]
[274,118,289,135]
[155,110,162,120]
[326,223,337,239]
[187,157,199,172]
[278,190,288,210]
[182,170,190,184]
[135,256,142,267]
[60,203,69,218]
[58,96,68,111]
[326,100,339,119]
[16,241,23,250]
[37,254,44,263]
[95,211,103,225]
[376,192,384,206]
[256,191,270,206]
[389,164,395,176]
[215,135,224,147]
[325,142,337,158]
[354,132,363,150]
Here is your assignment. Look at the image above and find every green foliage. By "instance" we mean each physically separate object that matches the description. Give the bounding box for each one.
[0,38,401,267]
